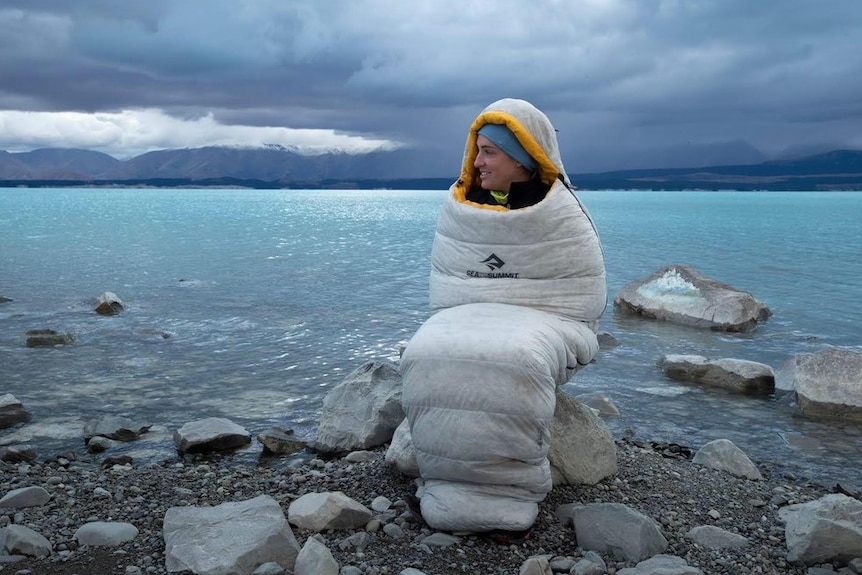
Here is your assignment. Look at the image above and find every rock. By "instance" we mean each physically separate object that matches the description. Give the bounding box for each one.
[0,524,52,557]
[597,331,621,348]
[613,265,771,332]
[86,436,114,453]
[686,525,749,549]
[252,562,286,575]
[74,521,138,546]
[0,394,31,428]
[384,419,419,478]
[95,291,125,315]
[616,554,704,575]
[0,445,37,463]
[0,486,51,508]
[835,481,861,498]
[0,295,11,304]
[25,329,74,347]
[258,427,307,455]
[548,390,618,486]
[519,555,552,575]
[370,495,392,512]
[164,495,299,575]
[691,439,763,480]
[776,347,862,422]
[779,493,862,566]
[294,536,339,575]
[84,415,151,442]
[571,551,607,575]
[420,533,460,547]
[658,354,775,394]
[382,523,405,539]
[313,360,404,454]
[287,491,373,531]
[572,502,668,562]
[173,417,252,454]
[573,391,620,416]
[344,450,376,462]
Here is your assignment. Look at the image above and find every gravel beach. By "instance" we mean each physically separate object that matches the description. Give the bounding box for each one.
[1,435,843,575]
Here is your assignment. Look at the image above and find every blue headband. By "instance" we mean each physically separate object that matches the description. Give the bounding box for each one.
[477,123,537,171]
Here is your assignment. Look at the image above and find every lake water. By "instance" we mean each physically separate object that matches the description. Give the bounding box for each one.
[1,187,860,486]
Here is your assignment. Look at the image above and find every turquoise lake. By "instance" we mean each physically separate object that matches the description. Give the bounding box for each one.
[1,188,860,485]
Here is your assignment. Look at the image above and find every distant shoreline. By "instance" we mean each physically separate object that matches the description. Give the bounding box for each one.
[1,178,860,192]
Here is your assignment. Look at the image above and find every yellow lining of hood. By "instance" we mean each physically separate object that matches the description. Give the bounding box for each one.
[454,110,560,209]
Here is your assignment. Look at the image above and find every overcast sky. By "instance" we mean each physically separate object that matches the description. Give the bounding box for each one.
[1,0,861,172]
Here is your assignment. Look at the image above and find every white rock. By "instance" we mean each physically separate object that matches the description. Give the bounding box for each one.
[294,537,338,575]
[164,495,299,574]
[74,521,138,546]
[287,491,372,531]
[614,265,770,332]
[0,486,51,508]
[692,439,763,480]
[314,360,404,453]
[173,416,251,454]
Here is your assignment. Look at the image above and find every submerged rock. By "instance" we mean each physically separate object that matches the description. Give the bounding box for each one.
[25,329,74,347]
[83,415,152,442]
[658,354,775,394]
[0,394,31,428]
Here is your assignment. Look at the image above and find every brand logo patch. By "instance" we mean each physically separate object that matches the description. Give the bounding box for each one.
[466,253,520,278]
[481,253,505,271]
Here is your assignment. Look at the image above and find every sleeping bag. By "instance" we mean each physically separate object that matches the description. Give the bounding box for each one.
[401,98,607,532]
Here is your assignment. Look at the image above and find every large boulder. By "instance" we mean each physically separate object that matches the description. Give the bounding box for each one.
[658,354,775,394]
[570,503,668,562]
[775,347,862,422]
[313,361,404,454]
[548,390,617,486]
[614,265,771,332]
[163,495,299,575]
[779,493,862,566]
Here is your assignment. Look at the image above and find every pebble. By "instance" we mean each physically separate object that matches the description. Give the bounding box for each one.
[0,438,843,575]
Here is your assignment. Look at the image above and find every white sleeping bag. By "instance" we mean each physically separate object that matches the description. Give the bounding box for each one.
[401,98,607,532]
[401,302,598,531]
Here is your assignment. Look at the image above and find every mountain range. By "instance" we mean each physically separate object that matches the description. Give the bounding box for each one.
[1,146,861,191]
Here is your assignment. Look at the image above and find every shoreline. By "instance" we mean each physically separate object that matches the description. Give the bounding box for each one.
[1,434,845,575]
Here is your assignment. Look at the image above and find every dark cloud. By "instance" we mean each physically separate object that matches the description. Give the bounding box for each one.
[1,0,861,171]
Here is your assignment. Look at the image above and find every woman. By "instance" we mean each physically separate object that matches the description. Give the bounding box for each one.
[400,98,607,532]
[467,122,548,209]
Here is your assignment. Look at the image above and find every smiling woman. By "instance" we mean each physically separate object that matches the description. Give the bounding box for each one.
[400,98,608,532]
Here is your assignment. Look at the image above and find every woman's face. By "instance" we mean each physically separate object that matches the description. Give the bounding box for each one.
[474,135,530,191]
